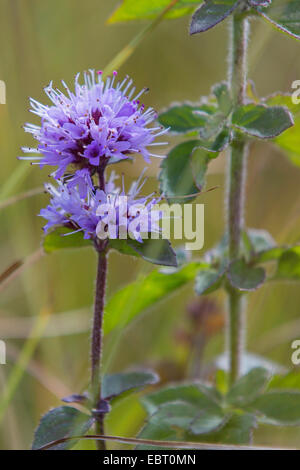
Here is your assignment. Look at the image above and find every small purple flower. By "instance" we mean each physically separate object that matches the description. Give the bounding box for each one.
[40,172,163,242]
[20,70,168,178]
[65,168,93,198]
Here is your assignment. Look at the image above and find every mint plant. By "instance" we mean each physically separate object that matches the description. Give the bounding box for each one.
[107,0,300,447]
[18,0,300,450]
[20,71,177,450]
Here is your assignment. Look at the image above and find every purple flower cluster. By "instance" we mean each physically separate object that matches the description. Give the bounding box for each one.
[21,70,167,243]
[40,172,162,242]
[21,70,167,183]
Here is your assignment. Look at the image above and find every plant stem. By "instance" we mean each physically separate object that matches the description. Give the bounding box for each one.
[91,249,107,450]
[227,13,249,385]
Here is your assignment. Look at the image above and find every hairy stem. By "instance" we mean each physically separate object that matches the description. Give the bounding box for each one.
[227,13,249,385]
[91,249,107,450]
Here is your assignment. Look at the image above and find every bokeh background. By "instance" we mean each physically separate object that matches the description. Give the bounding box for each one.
[1,0,300,450]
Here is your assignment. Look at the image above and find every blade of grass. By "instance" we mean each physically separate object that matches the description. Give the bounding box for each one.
[0,307,90,339]
[0,187,43,211]
[0,248,44,293]
[6,343,72,400]
[38,433,294,451]
[0,308,50,423]
[0,164,31,201]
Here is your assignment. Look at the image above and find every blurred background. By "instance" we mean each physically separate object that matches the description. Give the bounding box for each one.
[1,0,300,450]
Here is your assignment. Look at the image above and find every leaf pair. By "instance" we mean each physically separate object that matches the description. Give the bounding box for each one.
[139,368,267,447]
[139,367,300,448]
[195,228,300,295]
[43,227,177,268]
[190,0,300,41]
[139,382,235,448]
[32,370,158,450]
[195,258,266,294]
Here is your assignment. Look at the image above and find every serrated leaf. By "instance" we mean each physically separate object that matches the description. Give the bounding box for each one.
[256,0,300,40]
[43,227,92,253]
[158,103,215,134]
[142,383,221,415]
[104,262,205,335]
[195,267,224,295]
[275,246,300,280]
[188,412,256,444]
[190,411,229,435]
[108,0,200,23]
[150,401,199,429]
[190,0,239,35]
[251,391,300,425]
[149,401,228,435]
[232,104,294,139]
[102,370,159,400]
[32,406,93,450]
[226,368,270,407]
[159,141,216,203]
[110,238,177,267]
[228,258,266,291]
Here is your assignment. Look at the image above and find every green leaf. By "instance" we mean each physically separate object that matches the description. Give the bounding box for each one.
[275,246,300,280]
[102,370,159,399]
[149,401,199,429]
[149,401,228,435]
[109,238,177,267]
[159,141,216,203]
[126,238,177,267]
[212,82,232,115]
[191,146,216,188]
[108,0,201,23]
[199,111,227,141]
[158,103,215,134]
[268,370,300,391]
[32,406,93,450]
[189,412,256,445]
[198,127,232,152]
[104,262,205,335]
[256,0,300,40]
[255,246,287,264]
[142,383,221,415]
[137,421,178,450]
[43,227,92,253]
[232,104,294,139]
[265,93,300,166]
[228,258,266,291]
[195,267,224,295]
[190,0,239,35]
[226,368,270,407]
[246,228,275,254]
[251,391,300,425]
